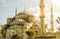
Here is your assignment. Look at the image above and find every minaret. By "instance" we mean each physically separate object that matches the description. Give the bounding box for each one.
[39,0,45,36]
[15,7,17,15]
[50,3,54,33]
[23,7,26,12]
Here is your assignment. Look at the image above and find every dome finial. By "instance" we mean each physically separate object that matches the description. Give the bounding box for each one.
[15,6,18,16]
[23,7,26,12]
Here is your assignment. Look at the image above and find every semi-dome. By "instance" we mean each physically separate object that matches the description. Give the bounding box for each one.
[10,19,25,26]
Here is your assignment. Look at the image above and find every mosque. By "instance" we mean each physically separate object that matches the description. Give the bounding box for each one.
[1,0,60,39]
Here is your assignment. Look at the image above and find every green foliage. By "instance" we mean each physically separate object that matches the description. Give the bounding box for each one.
[56,17,60,24]
[0,34,2,39]
[3,24,10,30]
[0,30,2,39]
[35,30,38,33]
[58,17,60,20]
[26,31,34,37]
[1,29,7,38]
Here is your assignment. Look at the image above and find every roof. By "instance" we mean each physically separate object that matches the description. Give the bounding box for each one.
[16,9,35,17]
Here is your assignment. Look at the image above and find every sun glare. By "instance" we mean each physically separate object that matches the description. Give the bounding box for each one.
[51,0,60,8]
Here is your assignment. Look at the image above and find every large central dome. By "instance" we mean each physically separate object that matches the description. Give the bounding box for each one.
[15,9,35,19]
[14,9,35,23]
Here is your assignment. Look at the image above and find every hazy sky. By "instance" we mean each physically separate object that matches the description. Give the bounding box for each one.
[0,0,60,31]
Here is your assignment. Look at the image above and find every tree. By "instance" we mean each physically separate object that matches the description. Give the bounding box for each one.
[56,17,60,24]
[26,31,34,39]
[56,17,60,31]
[35,30,38,37]
[1,29,7,39]
[3,24,10,30]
